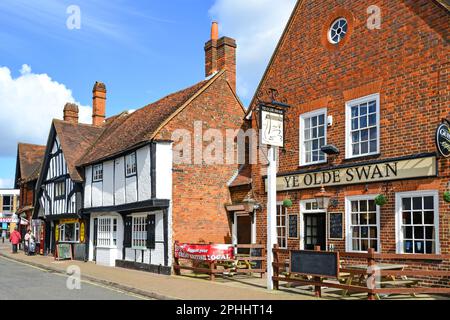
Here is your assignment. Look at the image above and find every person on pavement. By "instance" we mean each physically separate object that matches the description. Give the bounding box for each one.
[24,229,32,255]
[10,227,21,254]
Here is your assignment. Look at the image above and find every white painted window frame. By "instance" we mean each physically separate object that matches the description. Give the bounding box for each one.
[96,217,118,249]
[276,202,288,249]
[345,93,380,159]
[131,214,147,250]
[59,222,80,243]
[299,108,328,166]
[93,164,103,182]
[395,190,440,254]
[345,195,381,253]
[125,152,137,177]
[2,195,13,212]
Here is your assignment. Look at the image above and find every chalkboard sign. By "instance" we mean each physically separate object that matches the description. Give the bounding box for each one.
[250,248,263,269]
[73,243,86,261]
[290,250,339,278]
[56,244,72,261]
[328,212,343,240]
[288,214,299,239]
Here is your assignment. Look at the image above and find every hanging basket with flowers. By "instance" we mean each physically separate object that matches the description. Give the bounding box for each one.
[283,199,293,208]
[374,194,387,206]
[444,191,450,203]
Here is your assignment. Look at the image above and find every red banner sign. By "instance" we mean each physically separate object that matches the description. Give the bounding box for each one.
[174,243,234,262]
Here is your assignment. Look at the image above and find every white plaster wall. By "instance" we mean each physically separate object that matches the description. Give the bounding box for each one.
[156,142,173,200]
[92,182,102,207]
[103,160,114,206]
[125,176,137,203]
[114,157,125,205]
[137,145,151,201]
[84,166,92,208]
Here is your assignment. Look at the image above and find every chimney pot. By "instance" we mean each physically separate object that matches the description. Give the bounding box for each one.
[92,81,107,126]
[63,103,79,123]
[211,21,219,40]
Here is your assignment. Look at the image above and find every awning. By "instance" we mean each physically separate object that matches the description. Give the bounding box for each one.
[20,218,29,225]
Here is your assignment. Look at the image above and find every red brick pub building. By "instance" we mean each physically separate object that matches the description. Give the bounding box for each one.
[233,0,449,285]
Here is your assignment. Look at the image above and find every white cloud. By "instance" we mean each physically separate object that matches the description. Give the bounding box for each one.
[0,65,91,157]
[209,0,297,103]
[0,178,14,189]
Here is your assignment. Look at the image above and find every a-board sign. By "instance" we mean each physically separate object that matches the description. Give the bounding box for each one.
[328,212,343,240]
[288,214,299,239]
[290,250,339,278]
[56,244,72,261]
[250,247,263,270]
[73,243,86,261]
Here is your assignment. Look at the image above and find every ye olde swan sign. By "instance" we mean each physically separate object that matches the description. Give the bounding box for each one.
[265,155,437,192]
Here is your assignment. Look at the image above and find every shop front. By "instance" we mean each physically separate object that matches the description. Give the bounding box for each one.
[46,216,87,260]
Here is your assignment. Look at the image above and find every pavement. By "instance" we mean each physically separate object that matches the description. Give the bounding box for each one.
[0,243,315,300]
[1,243,447,300]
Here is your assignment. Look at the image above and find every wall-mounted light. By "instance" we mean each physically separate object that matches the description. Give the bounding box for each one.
[314,186,334,210]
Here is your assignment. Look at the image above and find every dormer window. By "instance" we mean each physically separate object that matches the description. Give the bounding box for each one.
[126,152,137,177]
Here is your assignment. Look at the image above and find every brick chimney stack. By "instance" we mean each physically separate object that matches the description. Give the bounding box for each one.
[204,22,237,92]
[92,81,107,126]
[63,103,79,124]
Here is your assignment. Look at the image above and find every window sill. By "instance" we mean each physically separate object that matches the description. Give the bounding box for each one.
[298,160,328,168]
[131,247,148,251]
[97,246,118,250]
[343,153,381,163]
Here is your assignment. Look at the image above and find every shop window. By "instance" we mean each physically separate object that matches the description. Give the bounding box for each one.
[276,205,287,249]
[126,152,137,177]
[97,217,118,248]
[300,109,327,166]
[132,215,147,248]
[396,191,439,254]
[346,196,380,252]
[59,223,80,243]
[345,94,380,158]
[2,195,13,212]
[93,164,103,182]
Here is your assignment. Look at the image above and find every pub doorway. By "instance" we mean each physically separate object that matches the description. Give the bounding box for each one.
[300,200,327,251]
[232,212,256,254]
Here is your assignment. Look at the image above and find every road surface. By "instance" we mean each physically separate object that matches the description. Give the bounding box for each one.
[0,256,145,300]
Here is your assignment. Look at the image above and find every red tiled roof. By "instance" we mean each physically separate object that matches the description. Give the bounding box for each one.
[17,143,46,182]
[77,79,210,166]
[53,120,104,182]
[229,165,252,187]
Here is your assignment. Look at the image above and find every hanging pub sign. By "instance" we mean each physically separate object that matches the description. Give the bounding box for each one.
[436,122,450,158]
[259,105,285,147]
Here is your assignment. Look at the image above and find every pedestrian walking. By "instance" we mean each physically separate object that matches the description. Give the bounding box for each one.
[24,229,32,255]
[10,227,21,254]
[1,229,6,243]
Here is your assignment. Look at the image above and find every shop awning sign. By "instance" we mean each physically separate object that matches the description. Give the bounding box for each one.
[436,122,450,158]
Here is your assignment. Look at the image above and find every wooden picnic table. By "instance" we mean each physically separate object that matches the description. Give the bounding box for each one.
[342,263,416,299]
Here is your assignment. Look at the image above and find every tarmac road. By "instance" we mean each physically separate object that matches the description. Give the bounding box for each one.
[0,256,146,300]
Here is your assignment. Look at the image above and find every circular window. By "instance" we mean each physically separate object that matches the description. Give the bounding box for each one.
[328,18,348,44]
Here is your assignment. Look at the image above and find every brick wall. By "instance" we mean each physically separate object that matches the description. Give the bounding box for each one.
[246,0,449,284]
[155,73,245,244]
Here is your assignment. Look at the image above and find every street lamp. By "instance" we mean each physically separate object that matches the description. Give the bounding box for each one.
[314,186,333,210]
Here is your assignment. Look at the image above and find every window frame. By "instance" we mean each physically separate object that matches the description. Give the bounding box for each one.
[54,180,66,200]
[345,195,381,253]
[125,152,137,177]
[276,203,288,249]
[92,163,104,182]
[299,108,328,166]
[131,214,147,249]
[96,217,118,248]
[395,190,440,254]
[59,222,80,243]
[328,17,348,44]
[345,93,380,159]
[2,195,13,212]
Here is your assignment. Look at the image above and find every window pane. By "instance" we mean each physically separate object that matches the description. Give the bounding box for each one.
[352,144,360,155]
[352,119,359,130]
[369,140,377,153]
[351,201,359,213]
[361,142,368,154]
[402,198,411,210]
[352,131,359,143]
[360,103,367,115]
[424,212,434,225]
[425,226,434,240]
[403,212,411,224]
[404,240,413,253]
[368,200,376,212]
[415,241,424,254]
[361,129,369,141]
[351,106,359,118]
[368,114,377,126]
[413,197,422,210]
[424,197,434,210]
[368,101,376,113]
[312,116,317,127]
[318,114,325,125]
[413,212,422,224]
[425,241,434,254]
[414,226,424,239]
[360,116,367,128]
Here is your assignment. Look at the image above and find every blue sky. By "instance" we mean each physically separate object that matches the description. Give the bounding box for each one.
[0,0,297,188]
